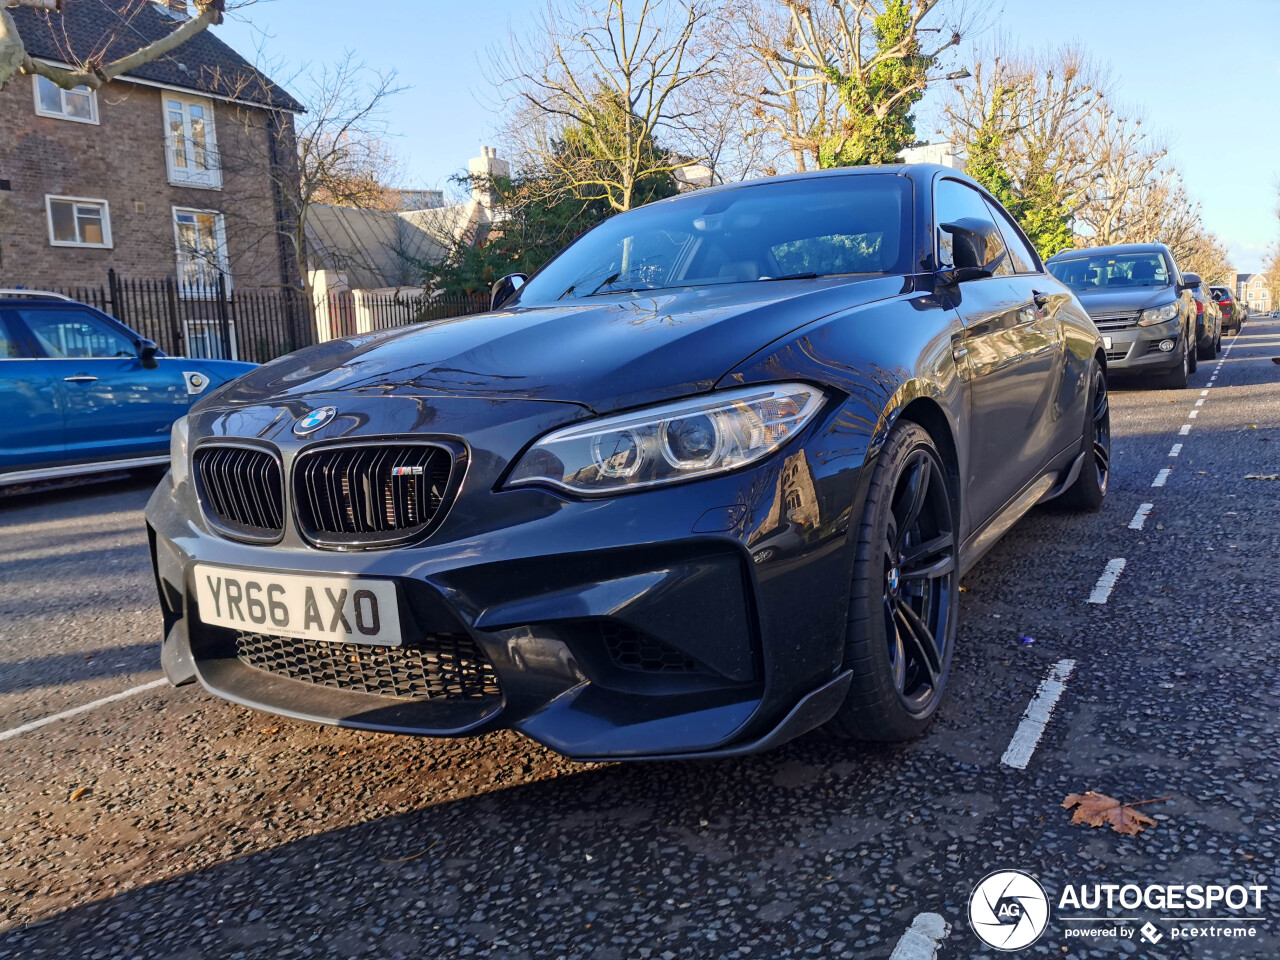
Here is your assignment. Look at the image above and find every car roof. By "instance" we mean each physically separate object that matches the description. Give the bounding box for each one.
[645,162,984,205]
[1046,243,1171,261]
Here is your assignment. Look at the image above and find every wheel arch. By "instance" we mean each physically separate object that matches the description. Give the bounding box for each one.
[887,392,961,514]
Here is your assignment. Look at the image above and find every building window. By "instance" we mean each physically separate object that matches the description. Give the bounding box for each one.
[173,208,230,297]
[165,95,221,188]
[33,75,98,124]
[46,196,112,248]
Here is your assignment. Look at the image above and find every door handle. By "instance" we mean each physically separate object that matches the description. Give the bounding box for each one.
[63,375,99,384]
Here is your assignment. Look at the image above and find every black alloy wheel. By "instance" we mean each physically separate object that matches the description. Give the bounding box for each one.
[1061,363,1110,510]
[828,421,958,741]
[1160,332,1192,389]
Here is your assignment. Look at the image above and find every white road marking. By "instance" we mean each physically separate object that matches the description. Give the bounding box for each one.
[1179,424,1192,435]
[1169,443,1182,457]
[1195,399,1205,407]
[1152,468,1171,487]
[0,679,167,744]
[890,912,952,960]
[1129,503,1154,530]
[1087,558,1127,604]
[1001,659,1078,770]
[1200,390,1210,397]
[1188,410,1199,419]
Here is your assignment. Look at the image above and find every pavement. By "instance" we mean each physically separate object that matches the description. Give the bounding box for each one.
[0,316,1277,960]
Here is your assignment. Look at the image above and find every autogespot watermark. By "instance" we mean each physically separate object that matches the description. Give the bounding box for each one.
[968,871,1269,951]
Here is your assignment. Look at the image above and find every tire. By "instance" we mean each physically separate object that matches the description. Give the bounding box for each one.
[1060,363,1110,511]
[1158,334,1191,389]
[1188,330,1198,374]
[827,421,958,742]
[1197,334,1216,361]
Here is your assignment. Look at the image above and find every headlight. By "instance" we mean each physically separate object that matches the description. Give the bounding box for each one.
[1137,302,1180,326]
[506,383,826,495]
[170,416,190,488]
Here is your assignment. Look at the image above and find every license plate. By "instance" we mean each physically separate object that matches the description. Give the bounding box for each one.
[1103,336,1113,349]
[193,564,402,647]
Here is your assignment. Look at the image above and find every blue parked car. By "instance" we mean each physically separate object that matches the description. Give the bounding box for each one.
[0,291,255,488]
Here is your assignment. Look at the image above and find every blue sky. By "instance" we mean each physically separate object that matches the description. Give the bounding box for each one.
[220,0,1279,271]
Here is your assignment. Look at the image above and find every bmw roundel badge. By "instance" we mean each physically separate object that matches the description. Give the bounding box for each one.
[294,406,337,436]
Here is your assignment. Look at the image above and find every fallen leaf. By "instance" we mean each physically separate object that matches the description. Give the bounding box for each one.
[1245,474,1279,481]
[260,727,279,735]
[69,787,91,801]
[1062,791,1166,836]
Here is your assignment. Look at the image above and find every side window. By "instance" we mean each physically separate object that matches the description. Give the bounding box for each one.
[983,199,1040,274]
[0,315,26,359]
[934,178,1008,274]
[17,308,137,360]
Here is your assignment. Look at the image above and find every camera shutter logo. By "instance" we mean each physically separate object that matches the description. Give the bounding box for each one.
[969,870,1050,951]
[294,406,337,436]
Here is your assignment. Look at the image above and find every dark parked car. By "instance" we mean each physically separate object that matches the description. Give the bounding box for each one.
[0,291,254,489]
[148,165,1110,760]
[1046,244,1200,388]
[1190,283,1223,360]
[1210,285,1242,334]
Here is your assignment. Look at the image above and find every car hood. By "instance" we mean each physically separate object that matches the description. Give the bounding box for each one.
[1072,286,1178,317]
[213,276,906,414]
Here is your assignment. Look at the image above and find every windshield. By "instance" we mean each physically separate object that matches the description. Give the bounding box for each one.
[1047,252,1172,291]
[516,175,911,306]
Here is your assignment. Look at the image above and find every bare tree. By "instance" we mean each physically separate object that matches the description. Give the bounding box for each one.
[216,54,406,303]
[0,0,228,90]
[490,0,715,213]
[747,0,968,171]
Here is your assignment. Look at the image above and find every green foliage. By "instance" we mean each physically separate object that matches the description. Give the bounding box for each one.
[424,97,678,296]
[819,0,933,168]
[964,84,1074,260]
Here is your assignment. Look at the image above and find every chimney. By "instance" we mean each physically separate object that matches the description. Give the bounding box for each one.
[163,0,190,19]
[467,146,510,208]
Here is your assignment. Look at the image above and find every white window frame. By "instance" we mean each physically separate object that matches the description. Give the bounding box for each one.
[172,206,231,299]
[45,195,113,249]
[164,94,222,189]
[32,75,99,124]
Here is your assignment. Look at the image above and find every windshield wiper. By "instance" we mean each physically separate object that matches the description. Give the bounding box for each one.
[587,272,622,296]
[760,272,820,281]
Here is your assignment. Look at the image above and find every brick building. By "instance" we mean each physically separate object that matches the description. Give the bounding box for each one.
[0,0,303,295]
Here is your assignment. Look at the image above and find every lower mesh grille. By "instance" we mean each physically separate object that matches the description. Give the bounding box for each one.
[1105,348,1129,362]
[235,632,501,701]
[601,622,700,673]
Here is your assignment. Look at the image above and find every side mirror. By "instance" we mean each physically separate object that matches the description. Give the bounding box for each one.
[138,339,159,369]
[1179,272,1201,291]
[938,218,1006,284]
[490,273,528,311]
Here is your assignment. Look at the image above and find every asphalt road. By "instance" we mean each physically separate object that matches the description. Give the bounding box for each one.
[0,317,1277,960]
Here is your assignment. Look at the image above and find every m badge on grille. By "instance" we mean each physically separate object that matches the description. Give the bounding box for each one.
[391,466,426,476]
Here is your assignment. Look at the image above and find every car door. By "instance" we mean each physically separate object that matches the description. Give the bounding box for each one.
[0,311,67,473]
[981,198,1070,476]
[12,305,188,462]
[935,177,1048,530]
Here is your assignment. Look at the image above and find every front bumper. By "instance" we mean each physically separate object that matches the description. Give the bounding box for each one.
[1097,321,1185,374]
[147,395,868,760]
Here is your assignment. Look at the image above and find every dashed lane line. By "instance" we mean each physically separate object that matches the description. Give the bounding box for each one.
[1195,399,1205,406]
[1169,443,1182,457]
[1087,558,1127,604]
[1189,410,1199,419]
[1179,424,1192,435]
[0,678,167,744]
[1129,503,1153,530]
[1152,468,1171,487]
[1001,659,1078,770]
[889,913,952,960]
